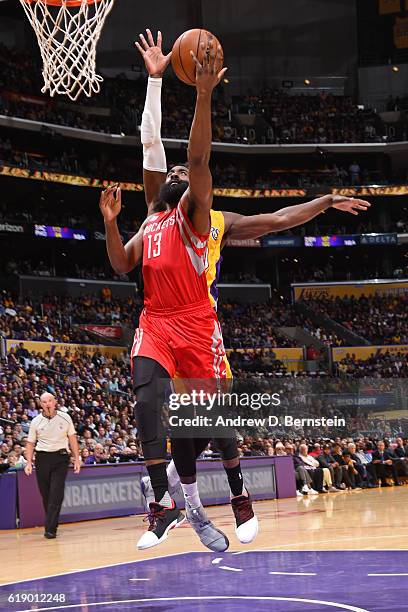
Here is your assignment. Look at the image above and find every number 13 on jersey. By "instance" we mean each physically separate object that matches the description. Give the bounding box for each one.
[147,232,162,259]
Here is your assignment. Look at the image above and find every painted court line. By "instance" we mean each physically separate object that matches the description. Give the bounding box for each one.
[269,572,317,576]
[368,573,408,577]
[234,548,408,554]
[219,565,243,572]
[233,534,408,553]
[129,578,150,581]
[14,595,371,612]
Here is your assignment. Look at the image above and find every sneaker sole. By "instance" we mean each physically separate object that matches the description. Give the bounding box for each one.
[137,517,179,550]
[206,533,229,553]
[188,522,230,552]
[176,513,186,528]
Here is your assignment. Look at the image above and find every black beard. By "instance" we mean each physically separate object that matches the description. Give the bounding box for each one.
[159,180,189,206]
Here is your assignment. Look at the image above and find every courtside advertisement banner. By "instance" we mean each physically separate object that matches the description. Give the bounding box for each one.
[292,280,408,300]
[14,460,282,527]
[6,339,126,358]
[79,325,123,341]
[34,225,88,240]
[2,164,408,198]
[332,345,408,362]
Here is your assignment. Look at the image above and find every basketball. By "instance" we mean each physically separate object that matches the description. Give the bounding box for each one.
[171,29,224,86]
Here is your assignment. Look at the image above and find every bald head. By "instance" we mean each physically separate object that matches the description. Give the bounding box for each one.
[40,393,56,414]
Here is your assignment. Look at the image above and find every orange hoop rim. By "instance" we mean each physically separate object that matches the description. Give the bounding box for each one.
[21,0,102,6]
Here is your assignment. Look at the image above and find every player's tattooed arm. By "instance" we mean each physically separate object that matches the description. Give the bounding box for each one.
[100,185,146,273]
[136,29,171,215]
[181,37,227,235]
[222,195,371,241]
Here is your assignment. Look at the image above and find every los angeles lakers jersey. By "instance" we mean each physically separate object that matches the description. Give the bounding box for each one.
[207,209,225,309]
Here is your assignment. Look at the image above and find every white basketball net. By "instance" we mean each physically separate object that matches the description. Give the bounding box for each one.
[19,0,115,101]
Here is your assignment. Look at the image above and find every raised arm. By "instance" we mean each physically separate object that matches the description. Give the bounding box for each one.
[180,39,227,235]
[223,195,371,241]
[100,186,145,274]
[135,29,171,215]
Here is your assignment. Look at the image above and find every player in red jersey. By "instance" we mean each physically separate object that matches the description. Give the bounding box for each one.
[101,36,234,551]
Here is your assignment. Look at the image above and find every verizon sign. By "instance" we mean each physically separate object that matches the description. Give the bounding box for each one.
[0,223,25,234]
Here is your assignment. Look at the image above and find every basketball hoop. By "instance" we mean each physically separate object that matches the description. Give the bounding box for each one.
[19,0,115,101]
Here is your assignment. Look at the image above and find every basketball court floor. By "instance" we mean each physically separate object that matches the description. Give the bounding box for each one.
[1,488,408,611]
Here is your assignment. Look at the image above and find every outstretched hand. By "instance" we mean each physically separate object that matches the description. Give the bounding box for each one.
[135,29,171,78]
[99,185,121,223]
[332,196,371,215]
[190,36,227,95]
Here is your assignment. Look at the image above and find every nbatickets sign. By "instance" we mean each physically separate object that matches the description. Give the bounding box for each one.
[58,463,276,521]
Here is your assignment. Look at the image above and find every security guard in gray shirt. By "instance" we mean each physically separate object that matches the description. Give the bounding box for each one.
[25,392,80,538]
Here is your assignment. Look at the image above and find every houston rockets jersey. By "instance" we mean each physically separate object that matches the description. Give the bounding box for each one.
[142,202,209,311]
[207,209,225,310]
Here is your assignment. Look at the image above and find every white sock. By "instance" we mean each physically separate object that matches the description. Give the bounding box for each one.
[167,460,180,490]
[181,481,201,510]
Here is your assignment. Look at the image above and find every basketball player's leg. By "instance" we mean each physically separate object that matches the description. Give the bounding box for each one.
[171,308,258,543]
[174,436,257,543]
[131,320,185,549]
[171,436,229,552]
[213,438,259,543]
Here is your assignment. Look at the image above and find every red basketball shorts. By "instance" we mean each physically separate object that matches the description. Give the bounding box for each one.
[131,299,231,380]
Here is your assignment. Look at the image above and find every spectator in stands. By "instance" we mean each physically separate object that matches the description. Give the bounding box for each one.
[80,448,90,464]
[331,443,356,489]
[274,442,286,456]
[297,443,336,493]
[7,450,25,469]
[285,443,317,496]
[384,441,408,479]
[349,161,361,185]
[86,443,108,465]
[351,442,377,487]
[341,450,362,490]
[317,444,345,490]
[371,441,403,487]
[394,437,408,461]
[107,446,121,464]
